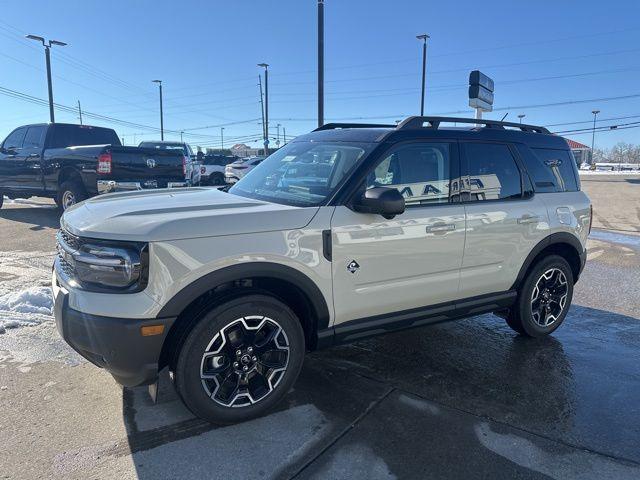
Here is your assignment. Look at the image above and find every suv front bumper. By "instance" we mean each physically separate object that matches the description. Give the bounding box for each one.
[52,276,176,387]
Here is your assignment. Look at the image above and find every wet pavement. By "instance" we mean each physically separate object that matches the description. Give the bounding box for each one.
[1,190,640,479]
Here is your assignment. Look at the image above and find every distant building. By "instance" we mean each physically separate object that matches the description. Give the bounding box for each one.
[230,143,262,158]
[564,138,591,166]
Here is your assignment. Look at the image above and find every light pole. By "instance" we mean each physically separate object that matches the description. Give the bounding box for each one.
[258,63,269,156]
[221,127,225,150]
[26,35,67,123]
[317,0,324,128]
[152,80,164,140]
[518,114,526,124]
[276,123,281,147]
[590,110,600,164]
[416,34,430,116]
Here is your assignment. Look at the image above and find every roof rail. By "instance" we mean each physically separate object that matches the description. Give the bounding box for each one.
[397,116,550,134]
[314,122,396,131]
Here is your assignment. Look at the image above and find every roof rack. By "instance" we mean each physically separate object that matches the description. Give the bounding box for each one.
[314,122,396,131]
[397,116,550,134]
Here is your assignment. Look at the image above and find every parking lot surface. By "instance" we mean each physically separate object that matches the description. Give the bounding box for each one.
[1,175,639,479]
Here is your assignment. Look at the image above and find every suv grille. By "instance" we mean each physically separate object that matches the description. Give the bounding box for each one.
[56,229,82,278]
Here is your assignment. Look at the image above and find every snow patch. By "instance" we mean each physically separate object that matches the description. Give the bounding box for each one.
[0,286,53,329]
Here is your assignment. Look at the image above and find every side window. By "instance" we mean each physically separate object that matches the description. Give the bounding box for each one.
[3,128,27,150]
[367,142,453,206]
[530,148,579,192]
[23,126,46,149]
[462,143,522,201]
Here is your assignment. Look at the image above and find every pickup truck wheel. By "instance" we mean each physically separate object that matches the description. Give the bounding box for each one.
[210,172,225,186]
[57,181,87,211]
[505,255,573,337]
[0,193,3,209]
[174,294,305,424]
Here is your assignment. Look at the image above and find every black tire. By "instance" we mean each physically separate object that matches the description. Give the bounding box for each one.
[174,294,305,424]
[56,181,87,211]
[0,193,3,209]
[505,255,574,337]
[210,172,225,186]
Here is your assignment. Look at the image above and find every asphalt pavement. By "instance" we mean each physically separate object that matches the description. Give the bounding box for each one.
[1,176,639,480]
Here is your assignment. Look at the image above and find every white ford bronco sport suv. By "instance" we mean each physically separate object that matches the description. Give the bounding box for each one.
[53,116,591,424]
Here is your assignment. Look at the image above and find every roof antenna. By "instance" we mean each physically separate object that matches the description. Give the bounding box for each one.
[500,113,509,121]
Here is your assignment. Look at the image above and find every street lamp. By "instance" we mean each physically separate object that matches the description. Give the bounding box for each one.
[416,34,430,116]
[152,80,164,140]
[26,34,67,123]
[221,127,225,150]
[258,63,269,156]
[317,0,324,128]
[276,123,281,147]
[517,114,526,124]
[590,110,600,165]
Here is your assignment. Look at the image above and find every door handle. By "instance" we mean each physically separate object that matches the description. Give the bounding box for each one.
[426,223,456,233]
[517,214,541,224]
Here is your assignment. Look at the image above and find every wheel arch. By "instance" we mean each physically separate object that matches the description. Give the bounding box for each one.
[511,232,586,290]
[157,262,331,370]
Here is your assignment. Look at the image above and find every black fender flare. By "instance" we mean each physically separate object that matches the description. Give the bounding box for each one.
[156,262,331,331]
[511,232,586,289]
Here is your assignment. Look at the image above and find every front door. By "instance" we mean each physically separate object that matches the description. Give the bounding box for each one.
[0,126,28,190]
[331,141,466,325]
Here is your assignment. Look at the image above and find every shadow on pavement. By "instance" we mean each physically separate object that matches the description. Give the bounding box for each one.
[116,304,640,479]
[0,201,60,230]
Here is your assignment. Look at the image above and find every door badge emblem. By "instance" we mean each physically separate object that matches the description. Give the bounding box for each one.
[146,158,156,168]
[347,260,360,274]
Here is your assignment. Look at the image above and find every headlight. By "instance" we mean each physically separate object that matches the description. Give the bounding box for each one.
[56,230,148,292]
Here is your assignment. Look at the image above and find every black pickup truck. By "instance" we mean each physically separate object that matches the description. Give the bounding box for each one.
[0,123,188,210]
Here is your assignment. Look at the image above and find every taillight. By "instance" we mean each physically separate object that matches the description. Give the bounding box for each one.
[200,166,206,174]
[182,156,188,176]
[97,152,112,174]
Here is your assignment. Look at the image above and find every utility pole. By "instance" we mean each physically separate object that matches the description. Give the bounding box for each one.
[26,35,67,123]
[416,34,429,116]
[591,110,600,164]
[258,75,266,152]
[276,123,281,147]
[283,127,286,145]
[221,127,225,150]
[317,0,324,128]
[152,80,164,140]
[180,131,184,142]
[258,64,269,156]
[77,100,83,125]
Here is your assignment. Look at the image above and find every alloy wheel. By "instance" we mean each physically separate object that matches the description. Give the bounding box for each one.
[200,316,290,408]
[62,190,76,210]
[530,268,568,327]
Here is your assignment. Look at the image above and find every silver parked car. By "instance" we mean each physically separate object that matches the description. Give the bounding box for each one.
[54,116,591,424]
[224,156,265,183]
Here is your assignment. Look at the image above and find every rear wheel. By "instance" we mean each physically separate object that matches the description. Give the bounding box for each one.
[210,172,225,186]
[0,193,3,209]
[56,181,87,211]
[173,294,305,424]
[505,255,573,337]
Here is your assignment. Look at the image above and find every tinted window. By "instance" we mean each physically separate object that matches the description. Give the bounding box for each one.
[3,128,27,149]
[530,148,579,192]
[463,143,522,201]
[50,125,121,148]
[368,142,452,205]
[23,126,46,149]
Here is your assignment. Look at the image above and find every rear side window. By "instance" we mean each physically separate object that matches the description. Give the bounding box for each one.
[3,127,27,149]
[462,143,522,201]
[50,125,121,148]
[23,126,46,149]
[529,148,579,192]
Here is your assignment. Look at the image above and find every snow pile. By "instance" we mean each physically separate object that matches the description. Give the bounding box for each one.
[0,286,53,330]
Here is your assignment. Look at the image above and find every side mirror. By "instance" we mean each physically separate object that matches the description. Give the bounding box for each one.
[352,186,405,219]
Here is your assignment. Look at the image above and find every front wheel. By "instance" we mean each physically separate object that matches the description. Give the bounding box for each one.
[505,255,574,337]
[174,294,305,424]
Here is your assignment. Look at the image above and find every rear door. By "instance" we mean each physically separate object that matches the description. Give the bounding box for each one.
[331,140,467,325]
[0,127,28,189]
[459,142,550,298]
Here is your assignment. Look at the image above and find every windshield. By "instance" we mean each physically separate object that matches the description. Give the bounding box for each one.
[229,140,374,207]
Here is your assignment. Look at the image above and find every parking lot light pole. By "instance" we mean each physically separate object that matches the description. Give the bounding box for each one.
[591,110,600,164]
[26,35,66,123]
[152,80,164,140]
[258,63,269,156]
[416,34,429,116]
[318,0,324,128]
[518,114,525,124]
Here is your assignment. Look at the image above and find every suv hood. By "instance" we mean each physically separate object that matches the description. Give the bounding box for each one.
[61,187,319,242]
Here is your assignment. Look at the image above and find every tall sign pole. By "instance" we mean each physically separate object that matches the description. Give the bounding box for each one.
[318,0,325,128]
[416,34,429,116]
[468,70,494,122]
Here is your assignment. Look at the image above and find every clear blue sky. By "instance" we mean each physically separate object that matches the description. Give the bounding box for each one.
[1,0,639,149]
